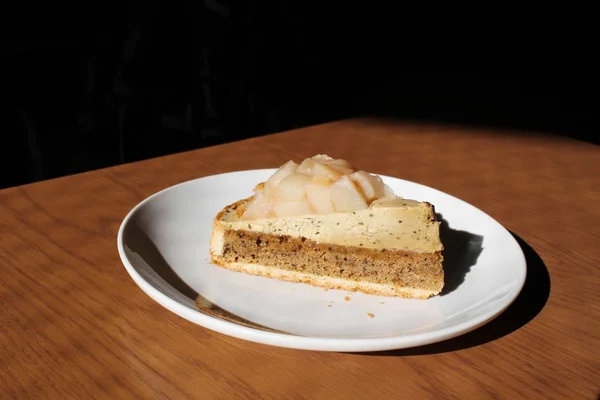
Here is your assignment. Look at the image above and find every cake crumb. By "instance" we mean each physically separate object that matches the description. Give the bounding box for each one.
[380,302,385,304]
[367,313,375,318]
[328,304,332,307]
[344,296,351,301]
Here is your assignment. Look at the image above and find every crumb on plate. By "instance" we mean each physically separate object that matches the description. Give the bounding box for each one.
[367,313,375,318]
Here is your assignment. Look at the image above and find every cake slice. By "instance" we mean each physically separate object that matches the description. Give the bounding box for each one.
[210,155,444,299]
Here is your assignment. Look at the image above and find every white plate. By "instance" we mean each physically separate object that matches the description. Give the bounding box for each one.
[117,169,526,352]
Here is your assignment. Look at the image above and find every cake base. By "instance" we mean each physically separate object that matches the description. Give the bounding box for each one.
[212,259,437,299]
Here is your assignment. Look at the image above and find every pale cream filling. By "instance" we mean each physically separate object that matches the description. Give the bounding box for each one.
[218,202,442,252]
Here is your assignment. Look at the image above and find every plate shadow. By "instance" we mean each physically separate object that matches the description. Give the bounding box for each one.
[123,220,287,333]
[437,213,484,296]
[123,221,198,300]
[350,232,551,356]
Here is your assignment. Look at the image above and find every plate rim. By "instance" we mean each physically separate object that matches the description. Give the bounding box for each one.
[117,169,527,352]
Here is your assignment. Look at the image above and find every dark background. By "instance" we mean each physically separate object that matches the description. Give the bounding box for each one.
[1,3,596,190]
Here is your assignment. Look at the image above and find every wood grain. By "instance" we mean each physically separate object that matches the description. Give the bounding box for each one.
[1,118,599,399]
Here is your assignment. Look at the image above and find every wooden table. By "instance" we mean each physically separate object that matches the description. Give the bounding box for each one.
[1,119,599,399]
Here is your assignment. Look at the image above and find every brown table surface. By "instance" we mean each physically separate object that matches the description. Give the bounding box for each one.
[1,119,599,399]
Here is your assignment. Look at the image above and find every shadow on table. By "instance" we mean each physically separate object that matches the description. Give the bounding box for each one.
[352,232,550,356]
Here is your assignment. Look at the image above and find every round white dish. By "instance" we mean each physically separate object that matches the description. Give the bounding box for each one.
[117,169,526,352]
